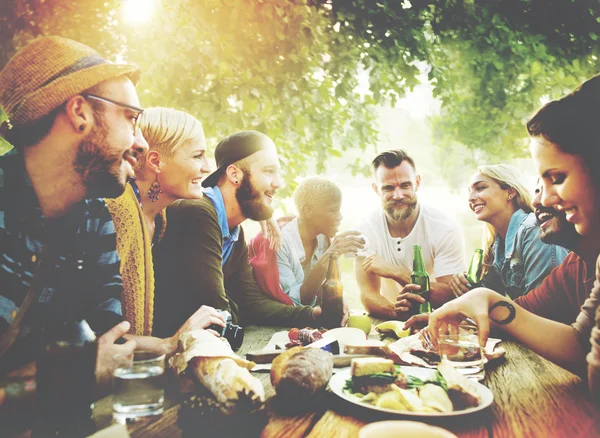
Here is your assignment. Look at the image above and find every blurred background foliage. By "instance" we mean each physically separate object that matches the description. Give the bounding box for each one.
[1,0,600,193]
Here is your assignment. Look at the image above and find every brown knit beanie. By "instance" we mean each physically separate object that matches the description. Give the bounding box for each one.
[0,35,141,132]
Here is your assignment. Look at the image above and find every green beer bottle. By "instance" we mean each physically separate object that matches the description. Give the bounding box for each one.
[410,245,431,314]
[466,249,484,287]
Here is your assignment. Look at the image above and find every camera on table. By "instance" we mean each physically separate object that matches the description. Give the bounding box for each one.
[207,310,244,350]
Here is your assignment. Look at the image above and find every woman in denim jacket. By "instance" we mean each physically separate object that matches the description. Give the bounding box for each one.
[450,164,568,299]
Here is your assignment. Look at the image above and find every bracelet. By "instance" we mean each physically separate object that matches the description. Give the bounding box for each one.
[489,301,516,325]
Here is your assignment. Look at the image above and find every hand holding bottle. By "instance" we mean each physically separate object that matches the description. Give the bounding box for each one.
[449,272,471,297]
[395,283,427,319]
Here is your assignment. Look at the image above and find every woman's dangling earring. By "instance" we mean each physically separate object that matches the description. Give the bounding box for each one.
[148,174,162,202]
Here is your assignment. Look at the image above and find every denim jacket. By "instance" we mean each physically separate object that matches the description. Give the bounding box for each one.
[492,209,568,299]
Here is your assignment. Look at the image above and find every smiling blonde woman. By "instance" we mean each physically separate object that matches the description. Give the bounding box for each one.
[107,107,226,347]
[449,164,568,299]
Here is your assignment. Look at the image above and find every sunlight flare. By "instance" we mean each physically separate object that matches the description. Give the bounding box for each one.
[122,0,156,25]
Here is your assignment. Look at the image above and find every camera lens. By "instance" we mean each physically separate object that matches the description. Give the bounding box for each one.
[225,324,244,350]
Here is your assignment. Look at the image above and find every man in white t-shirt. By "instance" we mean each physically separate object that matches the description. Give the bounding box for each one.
[354,150,466,319]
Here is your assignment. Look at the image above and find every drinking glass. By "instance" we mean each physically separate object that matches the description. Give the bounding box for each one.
[112,351,165,423]
[344,233,371,259]
[437,321,485,381]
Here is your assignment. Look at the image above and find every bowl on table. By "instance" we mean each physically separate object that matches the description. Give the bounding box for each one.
[358,420,457,438]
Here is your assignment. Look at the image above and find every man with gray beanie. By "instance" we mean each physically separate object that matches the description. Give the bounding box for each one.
[0,36,148,380]
[153,130,322,336]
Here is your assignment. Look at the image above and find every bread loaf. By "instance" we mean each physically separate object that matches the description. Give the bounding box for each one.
[270,347,333,398]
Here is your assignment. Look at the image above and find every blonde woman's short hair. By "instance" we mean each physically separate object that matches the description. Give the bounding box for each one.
[294,177,342,214]
[137,107,204,160]
[476,164,533,274]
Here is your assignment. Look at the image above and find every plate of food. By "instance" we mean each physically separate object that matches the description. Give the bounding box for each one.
[329,357,493,417]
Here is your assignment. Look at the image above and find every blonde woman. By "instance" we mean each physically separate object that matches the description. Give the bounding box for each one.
[107,107,226,353]
[449,164,568,299]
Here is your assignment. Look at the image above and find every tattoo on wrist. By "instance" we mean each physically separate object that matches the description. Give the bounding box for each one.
[489,301,516,325]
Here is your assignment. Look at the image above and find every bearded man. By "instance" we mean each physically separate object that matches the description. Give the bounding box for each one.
[0,36,149,376]
[152,131,318,335]
[354,150,466,319]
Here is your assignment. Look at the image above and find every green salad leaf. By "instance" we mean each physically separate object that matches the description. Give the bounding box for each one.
[406,375,425,389]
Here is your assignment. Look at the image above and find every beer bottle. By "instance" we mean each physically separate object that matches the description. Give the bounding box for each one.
[410,245,431,314]
[466,249,484,287]
[320,252,344,329]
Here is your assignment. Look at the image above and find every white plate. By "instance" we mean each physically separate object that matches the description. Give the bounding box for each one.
[329,366,493,417]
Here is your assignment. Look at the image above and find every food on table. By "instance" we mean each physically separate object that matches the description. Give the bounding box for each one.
[348,357,408,394]
[374,385,425,411]
[286,327,326,347]
[419,383,454,413]
[344,340,392,356]
[388,329,505,369]
[188,357,265,407]
[306,337,340,354]
[322,327,368,345]
[343,358,482,413]
[437,359,481,409]
[375,320,411,339]
[170,330,265,407]
[347,314,372,335]
[411,350,442,366]
[270,346,333,398]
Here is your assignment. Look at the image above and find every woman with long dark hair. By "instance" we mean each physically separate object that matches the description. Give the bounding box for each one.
[427,74,600,377]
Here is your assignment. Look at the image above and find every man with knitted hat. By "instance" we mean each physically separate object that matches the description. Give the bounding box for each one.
[153,130,328,336]
[0,36,148,379]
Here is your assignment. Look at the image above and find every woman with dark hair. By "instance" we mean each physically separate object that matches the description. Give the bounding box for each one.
[424,74,600,377]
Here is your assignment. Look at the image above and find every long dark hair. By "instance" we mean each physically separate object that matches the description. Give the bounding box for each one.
[527,74,600,186]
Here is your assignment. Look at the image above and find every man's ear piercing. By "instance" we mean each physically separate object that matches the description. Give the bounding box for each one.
[79,125,85,131]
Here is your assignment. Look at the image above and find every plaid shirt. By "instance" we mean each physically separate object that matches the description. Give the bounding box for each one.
[0,150,123,370]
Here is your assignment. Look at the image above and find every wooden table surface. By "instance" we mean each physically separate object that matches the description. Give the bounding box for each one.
[92,322,600,438]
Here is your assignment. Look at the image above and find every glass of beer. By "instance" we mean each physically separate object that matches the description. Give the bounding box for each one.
[438,321,485,381]
[112,351,166,423]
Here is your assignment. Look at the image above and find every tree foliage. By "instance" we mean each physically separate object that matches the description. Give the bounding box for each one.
[322,0,600,184]
[2,0,600,189]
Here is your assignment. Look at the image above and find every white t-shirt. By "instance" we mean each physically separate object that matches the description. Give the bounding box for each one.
[356,204,466,303]
[277,217,329,306]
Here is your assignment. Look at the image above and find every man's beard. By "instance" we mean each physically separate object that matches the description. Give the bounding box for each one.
[74,116,127,199]
[539,217,580,249]
[383,198,418,222]
[236,173,274,221]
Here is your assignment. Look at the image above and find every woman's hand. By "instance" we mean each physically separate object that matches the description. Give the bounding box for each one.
[175,305,227,339]
[328,231,365,257]
[427,288,494,348]
[403,313,430,333]
[260,218,282,251]
[449,272,471,297]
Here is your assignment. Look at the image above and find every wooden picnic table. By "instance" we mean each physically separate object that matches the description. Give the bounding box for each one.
[91,319,600,438]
